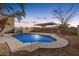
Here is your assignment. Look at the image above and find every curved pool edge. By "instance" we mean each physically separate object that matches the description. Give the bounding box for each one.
[0,33,69,53]
[15,33,69,52]
[32,33,69,49]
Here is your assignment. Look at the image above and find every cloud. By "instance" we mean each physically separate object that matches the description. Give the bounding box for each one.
[36,17,49,19]
[21,21,29,23]
[35,16,55,20]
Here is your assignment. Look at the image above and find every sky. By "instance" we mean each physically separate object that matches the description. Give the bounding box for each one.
[2,3,79,28]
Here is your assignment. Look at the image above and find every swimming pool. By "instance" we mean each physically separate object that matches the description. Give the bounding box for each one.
[12,33,56,43]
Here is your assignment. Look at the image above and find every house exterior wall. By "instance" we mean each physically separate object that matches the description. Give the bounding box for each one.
[1,16,14,33]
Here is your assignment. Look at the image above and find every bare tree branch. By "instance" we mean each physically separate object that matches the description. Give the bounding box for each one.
[52,4,79,35]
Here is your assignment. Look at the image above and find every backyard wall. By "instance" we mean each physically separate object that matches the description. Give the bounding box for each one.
[77,25,79,38]
[1,16,14,33]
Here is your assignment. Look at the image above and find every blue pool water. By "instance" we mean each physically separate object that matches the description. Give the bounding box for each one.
[12,33,56,43]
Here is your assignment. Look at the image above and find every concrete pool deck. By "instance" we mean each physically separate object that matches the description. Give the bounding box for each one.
[0,33,69,53]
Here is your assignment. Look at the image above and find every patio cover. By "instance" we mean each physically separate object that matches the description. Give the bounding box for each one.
[35,22,57,26]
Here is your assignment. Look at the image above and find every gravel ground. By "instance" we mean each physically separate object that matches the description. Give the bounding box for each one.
[0,43,11,56]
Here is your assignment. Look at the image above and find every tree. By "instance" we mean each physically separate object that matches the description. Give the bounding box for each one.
[52,5,78,35]
[0,3,26,32]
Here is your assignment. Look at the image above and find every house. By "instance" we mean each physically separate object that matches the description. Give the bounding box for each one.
[0,14,14,34]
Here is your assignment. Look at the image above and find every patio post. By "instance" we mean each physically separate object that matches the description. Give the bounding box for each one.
[51,25,53,34]
[32,22,36,31]
[77,25,79,38]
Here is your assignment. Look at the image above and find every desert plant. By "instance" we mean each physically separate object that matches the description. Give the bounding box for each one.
[52,4,79,35]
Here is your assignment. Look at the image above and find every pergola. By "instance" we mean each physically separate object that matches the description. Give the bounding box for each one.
[35,22,57,27]
[35,22,57,33]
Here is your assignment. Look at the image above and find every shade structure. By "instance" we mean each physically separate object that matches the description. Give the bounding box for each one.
[35,22,57,26]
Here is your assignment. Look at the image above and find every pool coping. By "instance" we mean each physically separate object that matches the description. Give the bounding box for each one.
[0,33,69,53]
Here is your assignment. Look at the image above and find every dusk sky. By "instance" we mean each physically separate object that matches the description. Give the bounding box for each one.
[4,3,79,27]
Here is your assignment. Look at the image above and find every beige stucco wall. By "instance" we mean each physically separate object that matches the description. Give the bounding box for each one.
[1,16,14,33]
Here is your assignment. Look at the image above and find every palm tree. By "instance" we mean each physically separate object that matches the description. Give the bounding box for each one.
[0,3,26,32]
